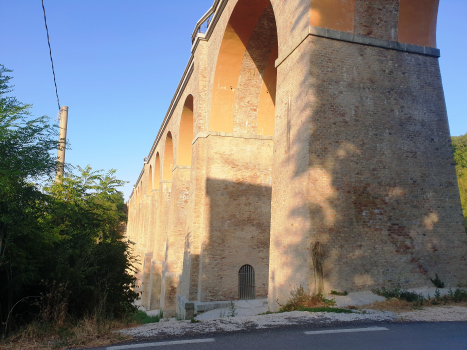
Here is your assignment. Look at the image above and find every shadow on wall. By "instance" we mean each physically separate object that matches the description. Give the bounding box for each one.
[201,178,271,302]
[275,25,465,297]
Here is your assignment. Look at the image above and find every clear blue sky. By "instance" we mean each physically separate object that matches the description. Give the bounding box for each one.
[2,1,466,200]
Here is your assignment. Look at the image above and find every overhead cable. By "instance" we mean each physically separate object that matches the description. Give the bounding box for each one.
[41,0,61,111]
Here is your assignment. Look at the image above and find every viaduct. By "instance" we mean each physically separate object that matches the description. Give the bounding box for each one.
[126,0,467,318]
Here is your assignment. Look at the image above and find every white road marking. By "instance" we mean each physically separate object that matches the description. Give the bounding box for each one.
[106,338,215,349]
[304,326,389,335]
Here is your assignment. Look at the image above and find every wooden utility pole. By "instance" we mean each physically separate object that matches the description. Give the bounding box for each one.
[55,106,68,182]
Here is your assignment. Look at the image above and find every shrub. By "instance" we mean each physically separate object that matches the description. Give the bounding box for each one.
[133,310,163,324]
[330,290,348,296]
[279,285,336,312]
[373,283,467,307]
[430,274,445,288]
[372,285,425,304]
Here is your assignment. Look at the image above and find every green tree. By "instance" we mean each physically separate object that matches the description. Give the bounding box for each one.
[0,65,60,331]
[42,166,137,319]
[0,66,137,336]
[452,133,467,233]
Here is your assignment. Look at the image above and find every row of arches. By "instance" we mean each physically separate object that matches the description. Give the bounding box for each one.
[130,95,194,201]
[149,95,192,195]
[128,0,279,310]
[135,0,279,200]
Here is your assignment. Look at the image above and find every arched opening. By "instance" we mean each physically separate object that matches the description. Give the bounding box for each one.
[154,153,161,189]
[163,132,174,181]
[147,166,153,195]
[178,95,194,166]
[398,0,438,47]
[210,0,278,135]
[238,265,255,300]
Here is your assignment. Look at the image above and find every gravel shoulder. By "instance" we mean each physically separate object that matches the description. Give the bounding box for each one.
[120,288,467,339]
[120,305,467,339]
[398,306,467,322]
[119,310,394,338]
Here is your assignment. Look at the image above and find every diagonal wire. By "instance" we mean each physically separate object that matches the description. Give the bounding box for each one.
[41,0,60,111]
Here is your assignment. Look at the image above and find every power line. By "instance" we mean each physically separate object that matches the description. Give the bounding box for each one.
[41,0,60,111]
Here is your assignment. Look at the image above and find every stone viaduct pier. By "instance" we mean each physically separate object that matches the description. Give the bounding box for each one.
[126,0,467,318]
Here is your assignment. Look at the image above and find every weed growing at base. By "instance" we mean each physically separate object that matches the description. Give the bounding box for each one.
[430,274,445,289]
[373,282,467,306]
[219,301,238,318]
[133,310,163,324]
[277,285,352,314]
[331,290,348,296]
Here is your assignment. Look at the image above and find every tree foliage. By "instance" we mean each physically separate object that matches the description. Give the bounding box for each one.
[452,133,467,233]
[0,66,137,337]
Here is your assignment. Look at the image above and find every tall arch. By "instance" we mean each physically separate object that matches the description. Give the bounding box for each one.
[210,0,278,135]
[178,95,194,166]
[398,0,438,47]
[163,132,174,181]
[154,153,161,189]
[147,166,153,195]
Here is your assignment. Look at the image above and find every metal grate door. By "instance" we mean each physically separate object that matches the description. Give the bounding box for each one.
[238,264,255,300]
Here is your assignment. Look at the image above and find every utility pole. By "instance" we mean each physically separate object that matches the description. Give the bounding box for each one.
[55,106,69,183]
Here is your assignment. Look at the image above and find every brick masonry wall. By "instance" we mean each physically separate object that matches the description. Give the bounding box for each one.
[126,0,466,318]
[269,34,467,310]
[354,0,399,41]
[200,135,273,302]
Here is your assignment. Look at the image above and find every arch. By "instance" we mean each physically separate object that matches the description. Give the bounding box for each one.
[147,166,153,195]
[210,0,278,135]
[238,264,255,300]
[178,95,194,166]
[154,153,161,189]
[398,0,438,47]
[310,0,355,33]
[163,132,174,181]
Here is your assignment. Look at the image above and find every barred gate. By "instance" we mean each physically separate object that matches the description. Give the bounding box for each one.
[238,264,255,300]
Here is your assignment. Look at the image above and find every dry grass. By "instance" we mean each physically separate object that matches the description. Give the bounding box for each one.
[359,298,467,313]
[280,285,336,312]
[1,317,138,350]
[358,298,414,313]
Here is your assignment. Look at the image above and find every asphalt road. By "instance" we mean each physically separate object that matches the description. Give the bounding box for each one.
[96,322,467,350]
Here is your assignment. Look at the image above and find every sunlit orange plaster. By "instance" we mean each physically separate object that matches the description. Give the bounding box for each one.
[178,95,194,166]
[310,0,356,33]
[257,43,278,136]
[154,153,161,189]
[210,0,272,132]
[163,133,174,181]
[147,166,153,195]
[398,0,439,47]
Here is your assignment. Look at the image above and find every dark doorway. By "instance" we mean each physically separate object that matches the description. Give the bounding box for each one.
[238,265,255,300]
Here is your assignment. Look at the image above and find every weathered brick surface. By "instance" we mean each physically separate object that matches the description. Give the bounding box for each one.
[200,135,273,301]
[354,0,399,41]
[125,0,466,318]
[141,253,153,308]
[269,34,467,310]
[149,260,162,310]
